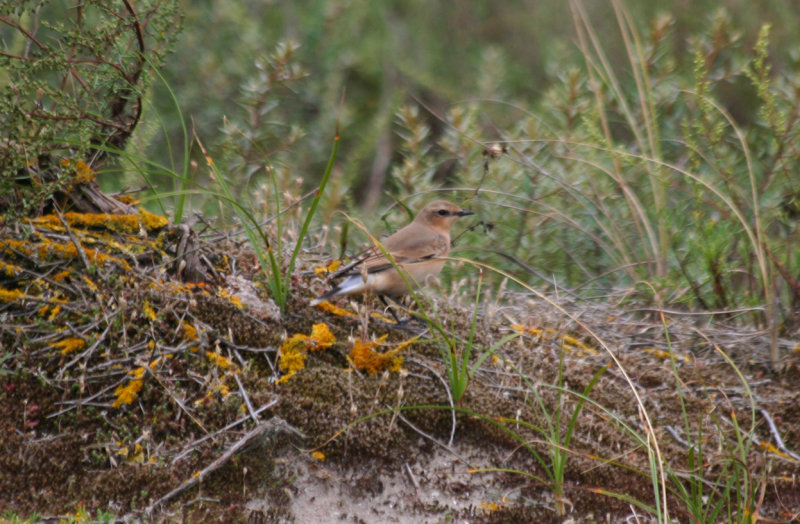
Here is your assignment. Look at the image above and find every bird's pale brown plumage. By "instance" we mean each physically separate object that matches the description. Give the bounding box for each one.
[311,200,473,305]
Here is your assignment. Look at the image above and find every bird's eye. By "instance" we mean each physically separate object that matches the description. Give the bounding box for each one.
[437,209,449,216]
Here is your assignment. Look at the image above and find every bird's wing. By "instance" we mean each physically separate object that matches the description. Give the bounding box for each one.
[329,225,448,279]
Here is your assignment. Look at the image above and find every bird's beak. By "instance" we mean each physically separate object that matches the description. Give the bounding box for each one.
[457,209,475,216]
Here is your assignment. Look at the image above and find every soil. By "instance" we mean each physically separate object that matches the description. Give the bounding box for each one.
[1,215,799,523]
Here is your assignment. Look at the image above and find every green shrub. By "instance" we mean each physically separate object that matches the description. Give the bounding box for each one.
[0,0,180,217]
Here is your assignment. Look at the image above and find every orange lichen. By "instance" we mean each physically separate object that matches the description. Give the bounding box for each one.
[113,367,146,408]
[52,270,71,282]
[52,336,86,355]
[478,497,510,513]
[369,310,397,324]
[348,334,414,375]
[314,300,357,318]
[277,323,337,384]
[311,451,326,461]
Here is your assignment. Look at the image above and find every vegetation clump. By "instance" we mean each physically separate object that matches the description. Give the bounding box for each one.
[2,1,800,522]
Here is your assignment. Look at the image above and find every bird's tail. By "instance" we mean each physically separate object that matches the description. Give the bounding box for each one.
[309,275,366,306]
[309,290,337,307]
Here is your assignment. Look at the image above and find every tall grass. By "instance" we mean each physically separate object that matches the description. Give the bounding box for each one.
[379,1,797,370]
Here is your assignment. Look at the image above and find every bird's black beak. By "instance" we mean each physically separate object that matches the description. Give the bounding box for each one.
[457,209,475,217]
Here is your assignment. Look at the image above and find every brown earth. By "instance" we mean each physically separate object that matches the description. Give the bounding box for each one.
[1,213,799,523]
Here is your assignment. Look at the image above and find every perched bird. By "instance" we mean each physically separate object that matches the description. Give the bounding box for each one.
[311,200,474,306]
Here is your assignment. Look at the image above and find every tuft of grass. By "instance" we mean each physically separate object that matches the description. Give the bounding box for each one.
[193,125,339,312]
[377,2,797,371]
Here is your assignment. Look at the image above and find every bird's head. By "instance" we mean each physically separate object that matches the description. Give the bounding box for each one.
[416,200,474,233]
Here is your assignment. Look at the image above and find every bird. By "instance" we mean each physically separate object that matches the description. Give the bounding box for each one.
[310,200,474,307]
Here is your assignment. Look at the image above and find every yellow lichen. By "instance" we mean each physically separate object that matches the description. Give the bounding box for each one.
[307,323,335,351]
[52,337,86,355]
[0,260,22,276]
[277,337,310,384]
[510,323,543,336]
[31,209,168,234]
[113,367,146,408]
[218,288,243,309]
[82,275,98,292]
[479,501,501,513]
[193,376,232,406]
[206,350,235,370]
[182,322,198,341]
[61,158,96,184]
[0,237,131,271]
[64,503,91,523]
[311,451,326,461]
[116,441,145,464]
[277,323,336,383]
[314,300,357,318]
[511,323,598,356]
[48,305,61,321]
[314,259,342,275]
[148,354,171,369]
[644,347,692,364]
[142,300,157,321]
[215,382,231,397]
[0,286,27,302]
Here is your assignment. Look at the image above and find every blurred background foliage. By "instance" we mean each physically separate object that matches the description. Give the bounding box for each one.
[3,0,800,347]
[144,0,800,211]
[137,0,800,332]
